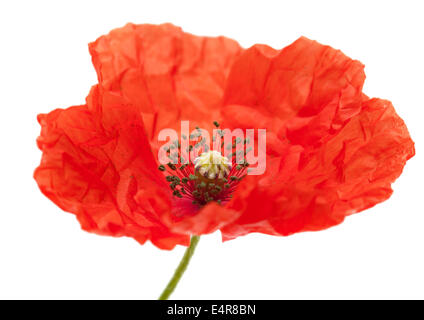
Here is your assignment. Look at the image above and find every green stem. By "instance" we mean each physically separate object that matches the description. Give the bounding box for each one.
[158,235,200,300]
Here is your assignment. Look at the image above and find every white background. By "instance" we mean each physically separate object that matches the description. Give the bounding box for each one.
[1,0,423,299]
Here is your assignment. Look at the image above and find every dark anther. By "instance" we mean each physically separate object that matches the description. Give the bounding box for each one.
[173,190,182,198]
[167,163,177,170]
[172,176,180,183]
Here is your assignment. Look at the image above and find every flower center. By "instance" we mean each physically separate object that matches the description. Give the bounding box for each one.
[157,122,250,206]
[194,150,231,179]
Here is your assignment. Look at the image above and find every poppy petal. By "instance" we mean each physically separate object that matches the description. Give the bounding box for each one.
[34,86,189,249]
[222,37,365,148]
[134,185,240,236]
[89,23,242,144]
[221,98,414,240]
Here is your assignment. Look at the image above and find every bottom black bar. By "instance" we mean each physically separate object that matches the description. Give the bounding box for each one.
[0,299,418,318]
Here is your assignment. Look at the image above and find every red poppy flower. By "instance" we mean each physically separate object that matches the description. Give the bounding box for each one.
[34,23,414,251]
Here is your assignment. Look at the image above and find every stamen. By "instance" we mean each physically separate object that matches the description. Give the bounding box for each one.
[157,121,250,206]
